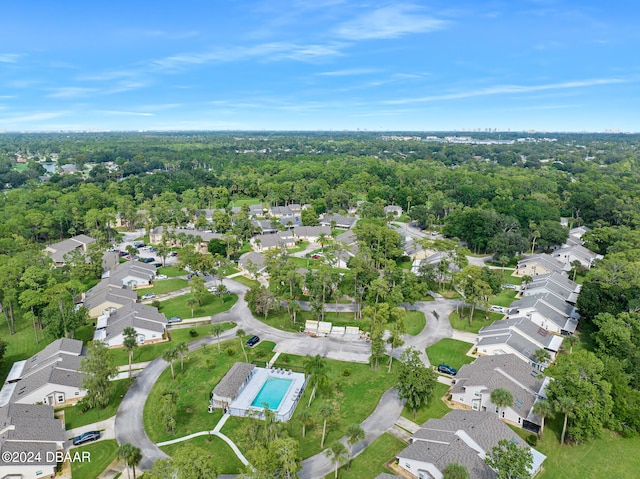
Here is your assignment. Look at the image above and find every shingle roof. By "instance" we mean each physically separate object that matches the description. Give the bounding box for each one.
[45,234,96,263]
[517,254,567,274]
[319,213,357,228]
[0,403,66,443]
[478,317,564,353]
[293,225,331,238]
[238,252,265,271]
[213,362,255,400]
[98,302,167,342]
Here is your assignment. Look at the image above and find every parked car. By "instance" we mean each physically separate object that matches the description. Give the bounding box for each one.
[141,257,155,263]
[208,286,219,294]
[141,293,156,300]
[153,262,163,268]
[437,364,458,376]
[503,284,519,290]
[186,273,194,280]
[167,316,182,324]
[246,335,260,347]
[311,254,321,259]
[489,305,506,313]
[156,274,168,280]
[72,431,101,446]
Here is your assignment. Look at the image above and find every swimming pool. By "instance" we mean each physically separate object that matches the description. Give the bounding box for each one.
[251,377,293,410]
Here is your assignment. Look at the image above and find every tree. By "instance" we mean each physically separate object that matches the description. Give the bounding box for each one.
[176,341,189,373]
[443,463,469,479]
[145,458,175,479]
[187,296,198,317]
[162,348,178,380]
[303,354,329,407]
[532,348,551,370]
[298,409,314,438]
[80,340,118,409]
[484,438,533,479]
[396,347,436,419]
[236,328,248,362]
[566,334,578,354]
[190,276,207,306]
[532,400,553,439]
[211,323,224,354]
[172,444,217,479]
[217,283,229,302]
[116,443,142,479]
[491,388,514,419]
[122,327,138,379]
[554,395,576,445]
[326,440,348,479]
[346,423,364,470]
[157,391,178,434]
[318,401,335,448]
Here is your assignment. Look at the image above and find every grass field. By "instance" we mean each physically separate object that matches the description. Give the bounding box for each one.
[401,381,452,424]
[158,292,237,319]
[61,379,133,429]
[0,318,53,383]
[231,198,262,206]
[230,275,260,289]
[137,278,188,297]
[157,265,189,277]
[325,433,406,479]
[426,338,475,370]
[405,310,426,336]
[70,439,118,479]
[143,339,276,443]
[449,308,503,334]
[160,435,245,474]
[109,322,235,366]
[491,288,519,307]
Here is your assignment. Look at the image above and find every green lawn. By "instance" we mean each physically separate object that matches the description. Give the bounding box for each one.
[137,278,188,297]
[222,355,399,460]
[449,308,503,334]
[426,338,475,370]
[76,323,95,343]
[261,308,359,333]
[289,240,310,253]
[61,379,133,429]
[143,339,275,443]
[0,317,53,383]
[70,439,118,479]
[231,198,262,206]
[405,311,426,336]
[491,288,518,307]
[401,381,452,424]
[325,433,406,479]
[230,275,260,289]
[512,417,640,479]
[110,323,235,366]
[160,435,244,474]
[158,265,189,277]
[158,292,237,319]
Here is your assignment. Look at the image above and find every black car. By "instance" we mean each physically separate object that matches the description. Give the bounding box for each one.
[246,335,260,347]
[437,364,458,376]
[72,430,101,446]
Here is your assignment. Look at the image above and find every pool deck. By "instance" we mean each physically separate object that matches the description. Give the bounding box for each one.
[231,367,306,419]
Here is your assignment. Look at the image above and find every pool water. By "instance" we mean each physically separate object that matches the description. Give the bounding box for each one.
[251,377,293,410]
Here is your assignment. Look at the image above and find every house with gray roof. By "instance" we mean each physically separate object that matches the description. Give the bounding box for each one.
[252,231,295,251]
[0,403,66,479]
[82,280,138,318]
[253,219,279,234]
[449,355,550,434]
[150,226,222,253]
[319,213,357,229]
[249,204,266,217]
[384,205,403,217]
[397,410,545,479]
[551,244,603,270]
[293,225,331,242]
[94,302,167,348]
[238,252,266,276]
[0,338,86,407]
[107,260,157,289]
[508,292,579,334]
[45,234,96,267]
[211,362,256,409]
[477,317,563,368]
[523,272,581,305]
[514,253,568,277]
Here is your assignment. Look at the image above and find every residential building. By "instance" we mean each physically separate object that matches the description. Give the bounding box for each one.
[551,244,603,270]
[508,292,579,334]
[0,338,86,407]
[149,226,222,253]
[449,355,551,434]
[514,254,568,277]
[251,231,295,251]
[293,225,331,242]
[210,362,256,409]
[384,205,403,217]
[82,280,138,318]
[45,234,96,267]
[477,317,563,367]
[106,260,157,289]
[397,409,546,479]
[522,272,581,305]
[0,403,66,479]
[319,213,357,229]
[238,252,266,276]
[93,302,167,348]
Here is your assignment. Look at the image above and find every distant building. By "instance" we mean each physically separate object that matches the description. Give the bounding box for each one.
[93,302,167,348]
[45,234,96,267]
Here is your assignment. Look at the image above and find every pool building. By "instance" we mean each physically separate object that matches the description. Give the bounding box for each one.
[210,362,306,421]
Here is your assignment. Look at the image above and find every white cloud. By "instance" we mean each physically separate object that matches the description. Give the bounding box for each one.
[317,68,379,76]
[0,111,68,124]
[0,53,22,63]
[96,110,154,117]
[384,78,628,104]
[46,87,97,99]
[336,4,447,40]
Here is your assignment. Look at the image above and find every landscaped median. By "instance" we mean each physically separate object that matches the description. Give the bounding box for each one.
[158,292,238,319]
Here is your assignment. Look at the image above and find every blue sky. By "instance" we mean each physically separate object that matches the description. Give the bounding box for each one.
[1,0,639,132]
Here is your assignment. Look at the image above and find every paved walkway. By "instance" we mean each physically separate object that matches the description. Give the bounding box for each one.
[298,388,405,479]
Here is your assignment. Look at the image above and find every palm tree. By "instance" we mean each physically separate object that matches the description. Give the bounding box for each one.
[298,409,314,438]
[176,342,188,373]
[346,423,364,470]
[318,401,334,448]
[532,400,554,440]
[532,348,551,370]
[211,323,224,354]
[318,232,329,252]
[217,283,228,302]
[490,388,514,420]
[566,334,578,354]
[186,296,198,317]
[122,327,138,379]
[554,396,576,445]
[236,328,248,362]
[521,274,533,291]
[326,440,348,479]
[443,462,469,479]
[162,348,178,380]
[116,443,142,479]
[303,354,329,407]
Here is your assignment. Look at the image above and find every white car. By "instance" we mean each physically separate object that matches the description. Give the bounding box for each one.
[208,286,219,293]
[489,306,506,313]
[156,274,168,280]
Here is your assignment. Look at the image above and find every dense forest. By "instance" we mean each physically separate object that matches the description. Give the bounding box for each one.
[2,131,640,441]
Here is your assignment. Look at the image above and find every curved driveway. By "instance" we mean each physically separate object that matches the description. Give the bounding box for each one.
[115,277,469,472]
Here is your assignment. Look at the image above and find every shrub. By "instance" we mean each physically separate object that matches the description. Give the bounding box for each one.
[189,329,199,338]
[526,434,538,446]
[76,398,91,413]
[151,300,161,308]
[225,347,236,356]
[343,368,351,377]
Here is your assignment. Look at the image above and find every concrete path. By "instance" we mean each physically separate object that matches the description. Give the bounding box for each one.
[298,388,405,479]
[66,416,116,442]
[395,416,420,434]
